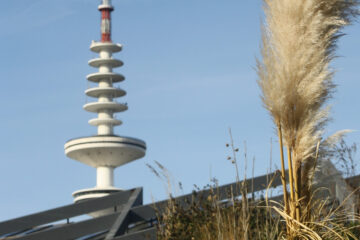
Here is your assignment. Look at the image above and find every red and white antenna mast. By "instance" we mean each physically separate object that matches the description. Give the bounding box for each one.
[99,0,113,42]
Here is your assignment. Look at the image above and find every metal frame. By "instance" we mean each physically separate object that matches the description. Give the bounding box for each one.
[1,171,357,240]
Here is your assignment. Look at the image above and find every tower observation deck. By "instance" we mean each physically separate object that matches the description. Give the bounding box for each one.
[64,0,146,204]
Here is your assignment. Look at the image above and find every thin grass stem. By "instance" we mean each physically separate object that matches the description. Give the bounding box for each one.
[277,124,289,215]
[287,146,295,219]
[294,165,301,222]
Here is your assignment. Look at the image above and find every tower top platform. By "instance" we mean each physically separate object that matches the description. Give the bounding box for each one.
[90,41,122,53]
[65,135,146,168]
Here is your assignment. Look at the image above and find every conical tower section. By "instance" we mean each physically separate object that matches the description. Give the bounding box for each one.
[65,0,146,203]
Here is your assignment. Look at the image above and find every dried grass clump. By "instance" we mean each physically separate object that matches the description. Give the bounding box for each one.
[273,192,360,240]
[156,188,283,240]
[151,155,284,240]
[257,0,359,230]
[151,144,360,240]
[156,181,360,240]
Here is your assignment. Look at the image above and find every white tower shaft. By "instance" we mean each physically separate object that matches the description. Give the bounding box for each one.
[97,166,114,187]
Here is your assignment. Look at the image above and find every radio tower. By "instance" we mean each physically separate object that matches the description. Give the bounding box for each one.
[65,0,146,203]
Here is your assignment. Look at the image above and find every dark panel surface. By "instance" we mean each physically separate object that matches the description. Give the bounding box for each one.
[0,189,137,236]
[16,213,119,240]
[105,188,143,239]
[114,227,156,240]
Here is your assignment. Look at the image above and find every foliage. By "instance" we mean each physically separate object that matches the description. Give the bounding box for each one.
[156,188,283,240]
[155,183,360,240]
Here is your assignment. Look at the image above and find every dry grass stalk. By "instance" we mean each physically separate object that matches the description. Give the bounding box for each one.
[278,125,290,214]
[286,146,296,219]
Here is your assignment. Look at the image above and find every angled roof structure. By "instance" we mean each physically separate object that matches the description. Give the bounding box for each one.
[0,172,283,240]
[1,169,358,240]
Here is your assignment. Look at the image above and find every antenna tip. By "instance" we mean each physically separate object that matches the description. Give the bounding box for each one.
[102,0,112,5]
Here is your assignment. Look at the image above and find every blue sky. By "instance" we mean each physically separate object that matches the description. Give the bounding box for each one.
[0,0,359,221]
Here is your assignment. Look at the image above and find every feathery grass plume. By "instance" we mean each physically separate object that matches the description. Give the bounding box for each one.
[304,130,354,188]
[257,0,359,232]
